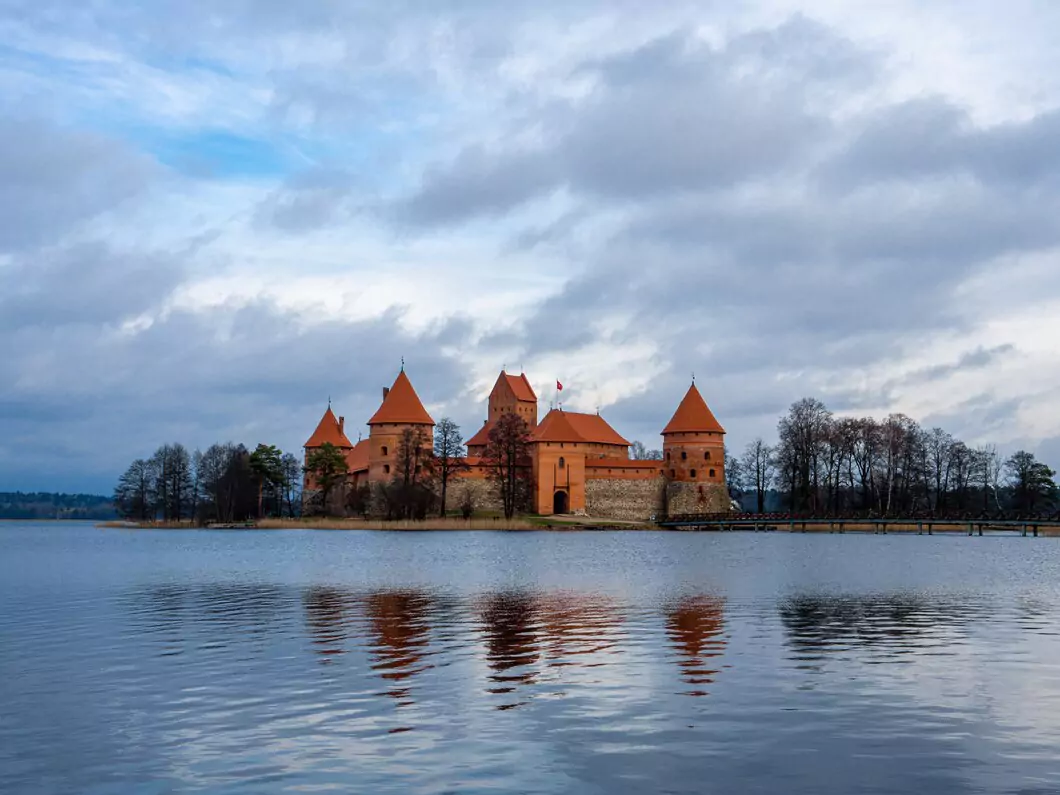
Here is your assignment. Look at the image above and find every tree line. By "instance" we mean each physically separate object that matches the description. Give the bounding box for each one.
[304,414,535,521]
[725,397,1059,518]
[113,442,303,523]
[0,492,117,520]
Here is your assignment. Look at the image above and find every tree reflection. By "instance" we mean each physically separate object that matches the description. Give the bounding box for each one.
[302,587,357,661]
[666,595,726,696]
[779,594,969,663]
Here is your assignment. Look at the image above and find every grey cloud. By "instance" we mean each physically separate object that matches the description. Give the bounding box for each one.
[395,21,856,225]
[0,299,475,492]
[254,167,360,232]
[0,119,156,252]
[0,243,184,332]
[824,99,1060,190]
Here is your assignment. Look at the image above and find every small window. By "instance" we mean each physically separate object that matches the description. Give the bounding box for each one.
[381,446,388,456]
[383,464,390,474]
[681,451,687,460]
[690,469,697,478]
[704,451,711,461]
[669,469,676,478]
[666,451,671,461]
[709,469,716,478]
[558,457,565,470]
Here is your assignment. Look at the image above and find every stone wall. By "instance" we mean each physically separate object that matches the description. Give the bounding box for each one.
[585,477,668,521]
[665,481,730,515]
[449,477,505,515]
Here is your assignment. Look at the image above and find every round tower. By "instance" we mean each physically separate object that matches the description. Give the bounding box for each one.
[366,369,435,483]
[661,381,725,484]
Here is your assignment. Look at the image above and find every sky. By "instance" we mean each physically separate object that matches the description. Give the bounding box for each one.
[2,0,1060,494]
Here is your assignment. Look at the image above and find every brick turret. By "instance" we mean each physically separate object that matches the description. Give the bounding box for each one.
[661,381,725,484]
[367,369,435,483]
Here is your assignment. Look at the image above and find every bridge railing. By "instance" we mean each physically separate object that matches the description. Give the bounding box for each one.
[662,510,1060,525]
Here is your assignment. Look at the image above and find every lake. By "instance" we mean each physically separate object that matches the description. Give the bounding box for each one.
[3,522,1060,794]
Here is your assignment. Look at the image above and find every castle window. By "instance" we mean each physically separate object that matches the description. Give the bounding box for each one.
[666,451,671,461]
[381,446,388,456]
[681,451,687,460]
[705,451,711,460]
[690,469,697,478]
[709,469,716,478]
[383,464,390,474]
[558,457,565,470]
[669,469,676,478]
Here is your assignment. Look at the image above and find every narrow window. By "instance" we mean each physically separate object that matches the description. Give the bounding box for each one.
[383,464,390,474]
[681,451,687,461]
[709,469,716,478]
[670,469,676,478]
[381,446,388,456]
[705,451,711,461]
[558,457,565,470]
[690,469,697,478]
[666,451,671,461]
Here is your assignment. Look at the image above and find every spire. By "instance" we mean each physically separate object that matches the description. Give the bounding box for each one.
[305,404,354,448]
[367,369,435,425]
[662,382,725,435]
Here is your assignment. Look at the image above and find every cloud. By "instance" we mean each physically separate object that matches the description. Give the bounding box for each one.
[2,2,1060,491]
[0,119,156,251]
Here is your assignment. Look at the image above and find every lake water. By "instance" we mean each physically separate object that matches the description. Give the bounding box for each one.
[4,523,1060,794]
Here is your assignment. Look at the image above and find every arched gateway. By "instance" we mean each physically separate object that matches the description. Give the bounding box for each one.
[553,490,569,515]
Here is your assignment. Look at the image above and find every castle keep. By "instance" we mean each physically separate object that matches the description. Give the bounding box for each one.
[304,369,729,519]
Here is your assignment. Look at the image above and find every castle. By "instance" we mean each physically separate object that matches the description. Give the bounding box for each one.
[304,369,729,519]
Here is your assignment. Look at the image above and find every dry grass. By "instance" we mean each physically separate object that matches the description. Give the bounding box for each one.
[256,516,542,531]
[97,519,199,529]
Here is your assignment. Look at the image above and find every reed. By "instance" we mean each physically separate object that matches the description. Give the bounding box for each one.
[256,516,541,531]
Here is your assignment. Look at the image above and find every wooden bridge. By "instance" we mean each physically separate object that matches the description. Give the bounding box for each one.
[658,512,1060,537]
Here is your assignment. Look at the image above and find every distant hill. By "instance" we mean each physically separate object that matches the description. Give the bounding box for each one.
[0,492,117,520]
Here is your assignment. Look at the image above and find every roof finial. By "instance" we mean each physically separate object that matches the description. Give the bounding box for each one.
[400,356,405,372]
[328,394,332,408]
[692,371,696,384]
[502,361,507,373]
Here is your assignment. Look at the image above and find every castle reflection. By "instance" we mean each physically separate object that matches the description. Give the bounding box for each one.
[363,591,434,704]
[666,595,727,696]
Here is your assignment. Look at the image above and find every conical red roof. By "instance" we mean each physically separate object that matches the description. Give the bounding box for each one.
[305,406,354,448]
[367,370,435,426]
[662,383,725,435]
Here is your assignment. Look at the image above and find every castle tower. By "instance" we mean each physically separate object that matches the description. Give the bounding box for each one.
[303,404,355,488]
[489,371,538,427]
[367,369,435,483]
[661,381,725,484]
[467,370,538,455]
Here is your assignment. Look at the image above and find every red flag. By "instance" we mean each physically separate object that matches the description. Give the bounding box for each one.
[556,380,563,391]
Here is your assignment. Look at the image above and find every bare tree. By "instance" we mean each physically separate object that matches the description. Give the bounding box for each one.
[740,438,775,514]
[630,441,663,460]
[483,413,533,520]
[434,417,468,517]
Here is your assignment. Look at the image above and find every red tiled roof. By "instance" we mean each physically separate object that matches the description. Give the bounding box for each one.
[502,371,537,403]
[533,409,630,446]
[662,383,725,435]
[345,439,369,473]
[367,370,435,426]
[305,406,354,448]
[466,421,492,448]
